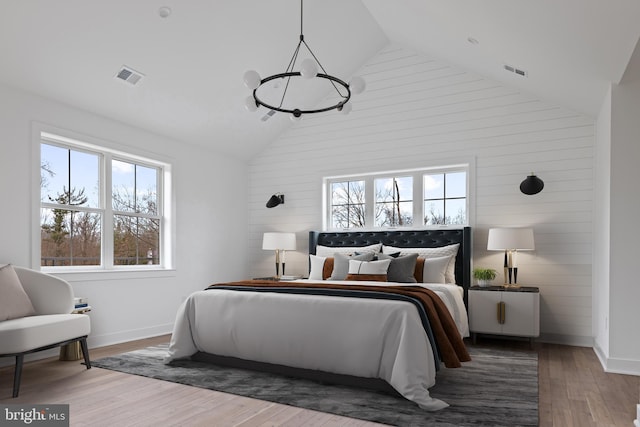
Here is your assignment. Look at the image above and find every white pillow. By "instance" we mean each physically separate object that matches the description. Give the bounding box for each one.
[316,243,381,257]
[348,259,391,275]
[383,243,459,283]
[422,256,452,284]
[308,254,327,280]
[0,264,36,320]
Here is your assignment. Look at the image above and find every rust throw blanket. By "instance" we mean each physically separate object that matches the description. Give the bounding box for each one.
[207,280,471,368]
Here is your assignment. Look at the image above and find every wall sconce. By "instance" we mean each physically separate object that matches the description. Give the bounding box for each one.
[266,193,284,208]
[520,173,544,195]
[487,228,535,287]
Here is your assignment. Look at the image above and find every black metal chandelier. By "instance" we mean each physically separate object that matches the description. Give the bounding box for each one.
[243,0,365,120]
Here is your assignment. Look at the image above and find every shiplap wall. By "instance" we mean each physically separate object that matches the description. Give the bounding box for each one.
[247,43,595,345]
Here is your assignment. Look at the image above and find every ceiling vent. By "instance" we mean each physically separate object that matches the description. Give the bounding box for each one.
[503,64,528,77]
[115,66,144,85]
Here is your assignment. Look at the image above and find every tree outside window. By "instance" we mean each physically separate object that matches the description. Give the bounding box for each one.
[40,138,164,268]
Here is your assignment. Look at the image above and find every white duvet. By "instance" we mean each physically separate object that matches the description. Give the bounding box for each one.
[165,280,469,411]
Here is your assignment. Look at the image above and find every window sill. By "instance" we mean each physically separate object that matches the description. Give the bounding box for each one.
[42,268,177,283]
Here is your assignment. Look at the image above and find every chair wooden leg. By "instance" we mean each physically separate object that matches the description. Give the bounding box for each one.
[79,338,91,369]
[13,354,24,398]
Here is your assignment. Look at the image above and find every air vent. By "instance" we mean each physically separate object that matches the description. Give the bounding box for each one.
[261,109,276,122]
[503,64,528,77]
[115,66,144,85]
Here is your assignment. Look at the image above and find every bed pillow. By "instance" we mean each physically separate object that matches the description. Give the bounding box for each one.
[308,254,327,280]
[421,255,452,284]
[0,264,36,321]
[316,243,381,257]
[377,253,418,283]
[382,243,459,283]
[329,252,374,280]
[346,259,391,282]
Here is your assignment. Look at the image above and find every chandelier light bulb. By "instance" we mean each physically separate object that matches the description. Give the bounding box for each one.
[349,76,366,95]
[244,96,258,112]
[300,58,318,79]
[339,102,352,115]
[243,70,261,90]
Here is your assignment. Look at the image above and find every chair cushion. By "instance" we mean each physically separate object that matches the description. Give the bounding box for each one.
[0,314,90,354]
[0,264,36,321]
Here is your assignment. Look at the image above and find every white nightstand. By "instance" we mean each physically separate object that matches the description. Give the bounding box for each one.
[468,286,540,347]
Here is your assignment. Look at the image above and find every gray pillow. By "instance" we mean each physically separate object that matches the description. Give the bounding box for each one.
[329,252,374,280]
[378,253,418,283]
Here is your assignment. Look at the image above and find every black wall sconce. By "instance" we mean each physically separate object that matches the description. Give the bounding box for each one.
[520,173,544,195]
[266,193,285,208]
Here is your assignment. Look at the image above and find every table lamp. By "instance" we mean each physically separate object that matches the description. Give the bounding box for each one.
[262,232,296,278]
[487,228,534,287]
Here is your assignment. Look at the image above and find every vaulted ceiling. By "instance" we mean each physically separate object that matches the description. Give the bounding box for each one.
[1,0,638,159]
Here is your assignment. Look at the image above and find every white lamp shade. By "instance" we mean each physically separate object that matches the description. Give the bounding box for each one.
[487,228,534,250]
[262,232,296,250]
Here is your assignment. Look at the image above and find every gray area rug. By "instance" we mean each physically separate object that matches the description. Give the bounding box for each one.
[93,344,538,427]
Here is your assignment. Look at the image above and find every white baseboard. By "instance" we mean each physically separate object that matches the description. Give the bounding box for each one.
[538,333,594,347]
[593,342,640,376]
[86,323,173,349]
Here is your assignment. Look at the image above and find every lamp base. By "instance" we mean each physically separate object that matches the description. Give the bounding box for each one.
[502,283,521,289]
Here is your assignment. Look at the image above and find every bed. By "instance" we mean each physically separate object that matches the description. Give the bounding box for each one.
[166,228,472,411]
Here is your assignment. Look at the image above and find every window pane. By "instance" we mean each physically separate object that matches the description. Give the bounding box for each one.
[112,160,136,212]
[70,150,100,208]
[41,144,100,209]
[445,172,466,198]
[375,176,413,227]
[114,215,160,265]
[137,165,158,215]
[41,144,69,204]
[424,174,444,199]
[375,201,413,227]
[41,208,101,266]
[331,182,349,206]
[424,200,445,225]
[330,180,365,228]
[445,199,467,224]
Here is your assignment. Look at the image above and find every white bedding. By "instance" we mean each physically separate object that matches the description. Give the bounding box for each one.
[165,280,469,411]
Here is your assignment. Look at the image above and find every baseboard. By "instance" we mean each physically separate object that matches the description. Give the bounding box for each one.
[593,342,640,376]
[538,333,594,347]
[86,323,174,349]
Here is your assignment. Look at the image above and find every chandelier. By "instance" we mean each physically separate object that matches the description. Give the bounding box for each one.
[243,0,365,120]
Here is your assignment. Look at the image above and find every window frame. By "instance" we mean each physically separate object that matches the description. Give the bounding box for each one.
[323,162,474,231]
[32,123,175,274]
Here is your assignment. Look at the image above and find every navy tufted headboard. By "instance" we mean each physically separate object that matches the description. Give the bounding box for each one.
[309,227,472,306]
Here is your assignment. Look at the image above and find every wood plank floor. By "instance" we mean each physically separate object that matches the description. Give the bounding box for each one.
[1,335,638,426]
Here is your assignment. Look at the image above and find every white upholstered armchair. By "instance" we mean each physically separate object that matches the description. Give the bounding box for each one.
[0,265,91,397]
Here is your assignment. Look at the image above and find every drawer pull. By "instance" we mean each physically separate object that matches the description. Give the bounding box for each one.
[497,301,506,324]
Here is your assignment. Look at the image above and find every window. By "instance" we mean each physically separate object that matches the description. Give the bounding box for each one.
[38,131,171,270]
[325,166,468,230]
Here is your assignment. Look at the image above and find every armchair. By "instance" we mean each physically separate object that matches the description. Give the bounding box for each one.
[0,266,91,397]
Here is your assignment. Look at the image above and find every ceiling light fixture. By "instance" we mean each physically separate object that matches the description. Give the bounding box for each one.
[243,0,365,121]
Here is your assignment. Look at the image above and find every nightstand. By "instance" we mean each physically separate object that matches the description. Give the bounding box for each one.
[468,286,540,347]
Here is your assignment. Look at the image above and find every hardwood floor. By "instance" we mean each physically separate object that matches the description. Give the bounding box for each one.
[1,335,638,426]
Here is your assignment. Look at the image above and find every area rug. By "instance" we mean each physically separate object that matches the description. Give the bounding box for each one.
[93,344,538,427]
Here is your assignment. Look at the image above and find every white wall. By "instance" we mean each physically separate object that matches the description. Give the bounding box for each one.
[0,82,248,350]
[247,43,595,346]
[607,41,640,373]
[593,85,611,358]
